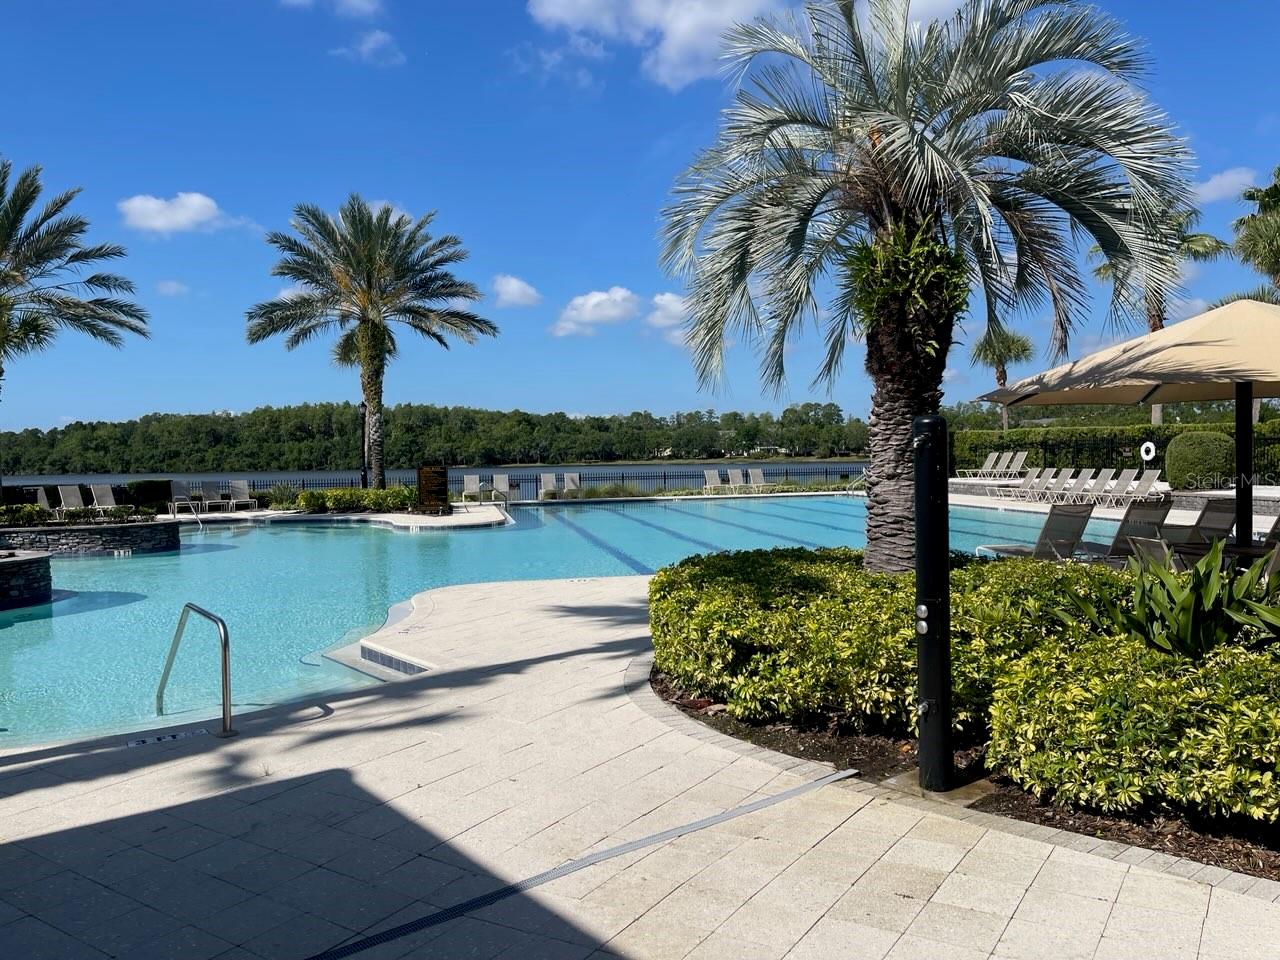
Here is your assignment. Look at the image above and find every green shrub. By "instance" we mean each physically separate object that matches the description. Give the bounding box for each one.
[0,504,54,526]
[1164,430,1234,490]
[265,483,299,509]
[988,635,1280,821]
[649,548,1128,732]
[1067,541,1280,660]
[291,486,416,514]
[125,479,174,511]
[295,490,328,513]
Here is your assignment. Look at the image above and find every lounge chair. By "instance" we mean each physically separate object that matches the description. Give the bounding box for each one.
[993,451,1028,478]
[492,475,512,501]
[727,468,747,492]
[1110,469,1162,507]
[1096,467,1138,507]
[959,452,999,479]
[1048,469,1094,504]
[228,480,259,511]
[89,484,130,519]
[539,474,558,500]
[1163,497,1237,545]
[1033,468,1076,502]
[703,469,729,494]
[1005,468,1056,501]
[564,473,581,497]
[169,480,201,517]
[1128,536,1186,572]
[462,474,483,502]
[33,487,52,512]
[202,484,230,512]
[994,468,1041,500]
[56,484,86,518]
[1080,496,1173,562]
[748,468,777,493]
[976,503,1095,560]
[1078,468,1116,502]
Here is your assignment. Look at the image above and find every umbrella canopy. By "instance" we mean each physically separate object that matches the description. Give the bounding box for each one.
[977,300,1280,407]
[975,299,1280,546]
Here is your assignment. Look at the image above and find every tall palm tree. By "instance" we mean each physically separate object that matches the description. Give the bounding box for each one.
[246,195,496,488]
[1089,206,1228,423]
[971,327,1033,431]
[661,0,1189,571]
[0,159,149,401]
[1235,166,1280,286]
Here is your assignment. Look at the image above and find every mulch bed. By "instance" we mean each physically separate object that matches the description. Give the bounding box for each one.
[651,669,1280,881]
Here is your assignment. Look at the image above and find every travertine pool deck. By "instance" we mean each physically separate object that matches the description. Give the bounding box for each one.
[173,501,509,529]
[2,577,1280,959]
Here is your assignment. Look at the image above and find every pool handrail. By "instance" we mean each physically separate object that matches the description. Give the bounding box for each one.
[155,602,237,738]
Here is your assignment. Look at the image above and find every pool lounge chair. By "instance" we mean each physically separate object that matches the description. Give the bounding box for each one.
[539,474,558,500]
[1076,468,1116,503]
[56,484,86,518]
[33,487,52,512]
[976,503,1095,560]
[1162,497,1236,545]
[1095,467,1138,507]
[1032,468,1076,502]
[727,468,747,493]
[1079,496,1173,562]
[1048,469,1094,504]
[1108,469,1161,507]
[1127,536,1187,572]
[980,452,1014,479]
[703,469,729,494]
[169,480,201,517]
[959,452,999,478]
[202,484,231,512]
[492,475,512,501]
[1002,468,1056,501]
[992,451,1028,478]
[228,480,259,511]
[564,473,581,497]
[748,468,777,493]
[994,468,1041,500]
[89,484,130,519]
[462,474,483,502]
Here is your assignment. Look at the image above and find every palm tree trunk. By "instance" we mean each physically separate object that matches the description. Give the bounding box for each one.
[1147,293,1165,426]
[863,319,952,574]
[997,364,1008,431]
[360,355,387,490]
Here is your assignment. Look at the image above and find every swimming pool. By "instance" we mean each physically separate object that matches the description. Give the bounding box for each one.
[0,497,1114,745]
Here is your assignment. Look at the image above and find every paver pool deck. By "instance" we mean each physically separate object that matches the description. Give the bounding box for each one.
[2,576,1280,959]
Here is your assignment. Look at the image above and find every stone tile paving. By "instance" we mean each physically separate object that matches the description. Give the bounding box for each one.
[0,575,1278,958]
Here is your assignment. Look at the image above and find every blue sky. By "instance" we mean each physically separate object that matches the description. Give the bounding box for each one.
[3,0,1279,429]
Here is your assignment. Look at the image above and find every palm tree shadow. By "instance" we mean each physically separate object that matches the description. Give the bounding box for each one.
[0,590,146,628]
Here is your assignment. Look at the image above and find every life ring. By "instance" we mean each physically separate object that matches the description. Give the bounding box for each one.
[1140,441,1157,462]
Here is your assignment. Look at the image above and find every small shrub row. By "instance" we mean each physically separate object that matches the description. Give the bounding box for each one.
[0,503,157,527]
[292,486,416,513]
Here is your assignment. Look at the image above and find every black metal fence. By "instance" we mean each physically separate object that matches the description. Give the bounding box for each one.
[233,464,867,501]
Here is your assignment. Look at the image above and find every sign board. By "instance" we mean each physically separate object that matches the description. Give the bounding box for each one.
[416,465,451,516]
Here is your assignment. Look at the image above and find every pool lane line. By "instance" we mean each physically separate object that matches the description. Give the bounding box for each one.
[662,504,823,549]
[602,505,726,553]
[718,500,865,536]
[548,509,654,574]
[303,765,861,960]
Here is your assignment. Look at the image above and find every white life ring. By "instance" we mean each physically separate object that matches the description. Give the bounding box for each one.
[1140,441,1157,462]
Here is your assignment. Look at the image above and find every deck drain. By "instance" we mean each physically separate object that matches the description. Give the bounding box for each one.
[126,729,208,748]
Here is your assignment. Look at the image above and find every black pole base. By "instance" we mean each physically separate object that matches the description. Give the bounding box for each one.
[914,415,953,793]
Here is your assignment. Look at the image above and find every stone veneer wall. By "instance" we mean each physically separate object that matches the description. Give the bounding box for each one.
[0,552,52,609]
[0,520,181,555]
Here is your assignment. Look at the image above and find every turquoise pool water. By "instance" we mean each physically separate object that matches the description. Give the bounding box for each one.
[0,497,1114,745]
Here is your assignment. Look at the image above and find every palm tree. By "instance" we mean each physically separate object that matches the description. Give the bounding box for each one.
[971,327,1033,431]
[1089,206,1228,423]
[661,0,1189,571]
[1235,166,1280,286]
[246,195,496,488]
[0,159,149,402]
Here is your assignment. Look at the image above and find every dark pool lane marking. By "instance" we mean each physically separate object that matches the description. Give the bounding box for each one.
[549,510,653,574]
[662,504,822,549]
[720,501,864,536]
[603,505,726,553]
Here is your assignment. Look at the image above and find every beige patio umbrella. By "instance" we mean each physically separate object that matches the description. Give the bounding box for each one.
[977,299,1280,544]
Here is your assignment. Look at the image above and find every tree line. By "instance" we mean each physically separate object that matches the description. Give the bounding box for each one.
[0,402,871,475]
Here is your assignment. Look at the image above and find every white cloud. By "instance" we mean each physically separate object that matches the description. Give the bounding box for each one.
[1170,297,1211,322]
[277,284,307,300]
[331,29,405,66]
[493,274,541,308]
[334,0,382,16]
[156,280,189,296]
[551,285,639,336]
[942,367,961,383]
[370,199,412,221]
[645,292,686,328]
[527,0,779,90]
[1195,167,1256,204]
[118,192,232,233]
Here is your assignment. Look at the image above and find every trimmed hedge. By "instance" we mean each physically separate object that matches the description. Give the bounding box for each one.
[293,486,416,513]
[1164,430,1234,490]
[649,547,1127,732]
[989,636,1280,821]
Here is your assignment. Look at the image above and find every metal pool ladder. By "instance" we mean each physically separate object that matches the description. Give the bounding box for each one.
[155,602,237,738]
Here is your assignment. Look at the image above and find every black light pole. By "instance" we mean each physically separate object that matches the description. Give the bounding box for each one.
[358,401,368,489]
[913,415,953,792]
[1236,381,1254,547]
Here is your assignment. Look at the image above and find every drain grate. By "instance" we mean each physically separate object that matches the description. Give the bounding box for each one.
[127,729,207,748]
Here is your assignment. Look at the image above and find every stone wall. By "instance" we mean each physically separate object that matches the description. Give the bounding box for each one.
[0,552,52,610]
[0,520,181,555]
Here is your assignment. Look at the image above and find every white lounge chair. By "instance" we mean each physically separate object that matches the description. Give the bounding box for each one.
[1110,469,1161,507]
[1033,469,1075,502]
[56,484,86,518]
[492,475,512,501]
[1048,469,1093,504]
[703,469,729,494]
[89,484,129,519]
[462,474,483,502]
[748,468,777,493]
[228,480,259,511]
[727,468,747,493]
[976,503,1095,560]
[1096,468,1138,507]
[564,473,581,496]
[202,484,231,512]
[994,468,1041,500]
[539,474,558,500]
[959,452,999,478]
[1004,468,1056,501]
[169,480,201,517]
[1077,468,1116,502]
[992,451,1029,478]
